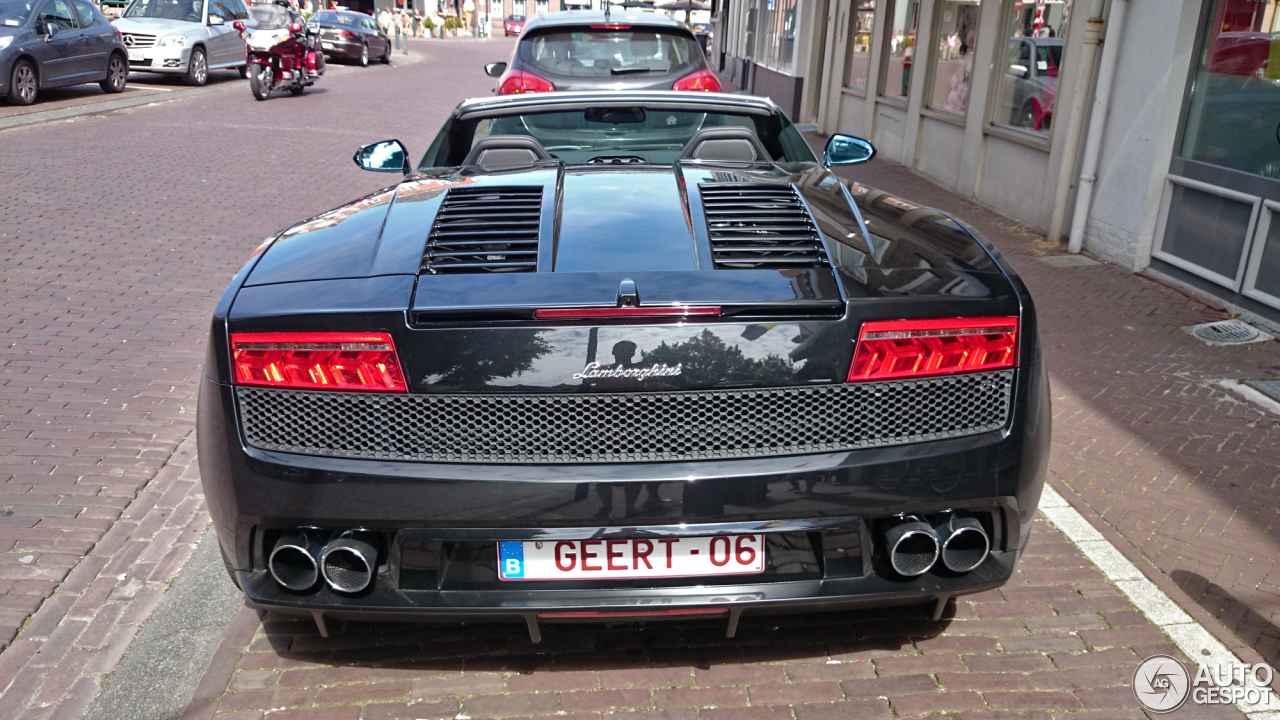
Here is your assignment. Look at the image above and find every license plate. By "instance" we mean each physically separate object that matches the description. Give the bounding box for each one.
[497,535,765,580]
[127,50,144,61]
[321,41,333,48]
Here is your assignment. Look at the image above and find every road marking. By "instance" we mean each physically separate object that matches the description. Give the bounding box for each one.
[1039,485,1280,719]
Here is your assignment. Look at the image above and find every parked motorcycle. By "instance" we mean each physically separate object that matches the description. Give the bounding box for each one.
[234,4,324,101]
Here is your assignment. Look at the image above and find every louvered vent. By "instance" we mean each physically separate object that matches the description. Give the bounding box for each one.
[699,183,830,269]
[420,187,543,274]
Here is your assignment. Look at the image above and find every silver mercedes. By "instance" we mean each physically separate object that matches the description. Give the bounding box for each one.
[112,0,251,85]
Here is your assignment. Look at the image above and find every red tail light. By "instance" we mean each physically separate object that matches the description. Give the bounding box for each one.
[498,69,555,95]
[672,69,721,92]
[847,317,1018,382]
[231,332,407,393]
[589,24,631,29]
[338,30,357,38]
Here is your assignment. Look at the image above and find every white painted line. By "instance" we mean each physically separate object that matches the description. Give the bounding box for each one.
[1039,484,1279,718]
[1217,379,1280,417]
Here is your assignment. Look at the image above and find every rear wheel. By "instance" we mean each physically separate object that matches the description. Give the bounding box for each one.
[100,53,127,93]
[358,42,368,67]
[7,59,37,106]
[220,546,243,591]
[185,46,208,86]
[249,64,271,100]
[238,64,248,79]
[380,41,391,64]
[289,83,304,95]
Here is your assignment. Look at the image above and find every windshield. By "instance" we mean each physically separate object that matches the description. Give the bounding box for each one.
[249,4,289,28]
[422,107,817,167]
[519,28,702,78]
[312,10,357,25]
[123,0,202,21]
[507,14,523,20]
[0,0,35,26]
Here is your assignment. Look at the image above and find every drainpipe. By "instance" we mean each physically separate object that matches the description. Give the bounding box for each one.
[1045,0,1105,244]
[1068,0,1129,254]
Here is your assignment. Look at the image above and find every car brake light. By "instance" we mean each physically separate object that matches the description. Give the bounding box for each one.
[231,332,407,392]
[847,317,1018,382]
[498,69,555,94]
[534,306,721,320]
[338,30,357,38]
[672,69,721,92]
[589,24,631,29]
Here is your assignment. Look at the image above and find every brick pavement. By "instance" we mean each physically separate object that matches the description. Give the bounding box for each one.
[0,36,515,714]
[182,518,1243,719]
[3,32,1278,718]
[831,158,1280,673]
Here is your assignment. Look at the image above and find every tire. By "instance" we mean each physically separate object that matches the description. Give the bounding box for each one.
[220,546,243,591]
[358,42,368,67]
[100,52,127,93]
[184,46,208,86]
[289,84,304,95]
[238,64,248,79]
[249,63,271,100]
[380,42,391,64]
[7,59,37,106]
[1016,101,1035,130]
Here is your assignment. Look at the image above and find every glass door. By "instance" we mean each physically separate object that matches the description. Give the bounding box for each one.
[1160,0,1280,310]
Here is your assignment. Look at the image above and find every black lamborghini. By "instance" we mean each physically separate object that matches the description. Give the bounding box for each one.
[197,91,1050,640]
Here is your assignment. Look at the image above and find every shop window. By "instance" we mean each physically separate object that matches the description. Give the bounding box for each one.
[1180,0,1280,179]
[757,0,799,71]
[879,0,920,100]
[927,0,983,116]
[990,0,1071,135]
[843,2,876,93]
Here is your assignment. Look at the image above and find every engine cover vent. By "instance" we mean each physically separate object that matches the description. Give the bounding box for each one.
[699,183,830,269]
[420,186,543,274]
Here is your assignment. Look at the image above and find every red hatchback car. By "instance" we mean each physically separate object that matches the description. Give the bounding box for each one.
[504,14,526,36]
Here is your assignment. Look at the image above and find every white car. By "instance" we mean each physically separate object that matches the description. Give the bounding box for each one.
[112,0,251,85]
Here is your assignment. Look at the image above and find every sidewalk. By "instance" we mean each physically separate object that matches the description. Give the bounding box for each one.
[832,155,1280,671]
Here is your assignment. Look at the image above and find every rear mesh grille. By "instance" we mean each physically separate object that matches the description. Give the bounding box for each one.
[236,370,1013,464]
[420,186,542,274]
[700,183,829,269]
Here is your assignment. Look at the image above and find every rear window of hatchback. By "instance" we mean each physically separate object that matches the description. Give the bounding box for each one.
[519,26,702,78]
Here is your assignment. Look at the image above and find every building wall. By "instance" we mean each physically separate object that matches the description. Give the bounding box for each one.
[811,0,1207,275]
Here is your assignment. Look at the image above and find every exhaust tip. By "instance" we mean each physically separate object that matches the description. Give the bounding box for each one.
[885,518,939,577]
[321,538,377,593]
[268,534,320,591]
[939,516,990,573]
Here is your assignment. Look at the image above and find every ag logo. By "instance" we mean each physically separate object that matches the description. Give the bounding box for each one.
[1133,655,1190,713]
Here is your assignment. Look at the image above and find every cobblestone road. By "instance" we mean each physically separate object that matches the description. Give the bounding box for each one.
[0,30,1277,720]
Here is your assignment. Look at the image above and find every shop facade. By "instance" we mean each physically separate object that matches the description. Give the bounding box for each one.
[783,0,1280,321]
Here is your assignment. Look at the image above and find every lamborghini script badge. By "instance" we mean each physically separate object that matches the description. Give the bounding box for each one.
[573,362,683,381]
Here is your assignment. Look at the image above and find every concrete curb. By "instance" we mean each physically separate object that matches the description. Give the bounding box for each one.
[0,85,221,133]
[83,530,244,720]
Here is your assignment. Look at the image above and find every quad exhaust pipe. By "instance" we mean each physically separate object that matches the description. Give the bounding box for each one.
[884,513,991,577]
[267,530,378,594]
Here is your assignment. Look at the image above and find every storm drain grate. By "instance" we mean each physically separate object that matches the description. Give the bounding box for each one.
[1185,320,1270,346]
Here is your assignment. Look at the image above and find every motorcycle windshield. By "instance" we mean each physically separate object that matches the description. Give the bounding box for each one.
[250,5,290,28]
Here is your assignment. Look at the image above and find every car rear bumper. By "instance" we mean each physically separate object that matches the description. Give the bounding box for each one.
[198,357,1050,628]
[319,38,363,57]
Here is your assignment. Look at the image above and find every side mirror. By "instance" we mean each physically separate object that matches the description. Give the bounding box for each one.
[1008,63,1029,78]
[209,14,224,25]
[484,61,507,78]
[822,134,875,168]
[44,22,58,39]
[354,139,410,173]
[232,20,245,30]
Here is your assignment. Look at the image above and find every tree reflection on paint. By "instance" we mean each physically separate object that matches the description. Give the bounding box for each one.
[642,329,793,386]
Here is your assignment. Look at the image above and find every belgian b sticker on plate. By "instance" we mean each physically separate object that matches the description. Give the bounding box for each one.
[497,535,765,581]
